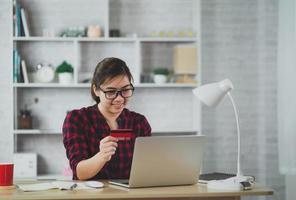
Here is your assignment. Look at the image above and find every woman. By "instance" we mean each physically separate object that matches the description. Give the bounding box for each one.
[63,57,151,180]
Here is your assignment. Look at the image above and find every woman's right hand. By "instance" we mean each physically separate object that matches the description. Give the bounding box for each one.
[98,136,118,162]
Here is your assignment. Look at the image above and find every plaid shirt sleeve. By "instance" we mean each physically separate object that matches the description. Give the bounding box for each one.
[134,114,151,137]
[62,110,89,179]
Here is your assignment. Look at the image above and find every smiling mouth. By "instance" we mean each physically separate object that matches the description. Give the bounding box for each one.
[112,103,124,108]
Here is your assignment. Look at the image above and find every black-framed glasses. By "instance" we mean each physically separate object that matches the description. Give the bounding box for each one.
[99,84,135,100]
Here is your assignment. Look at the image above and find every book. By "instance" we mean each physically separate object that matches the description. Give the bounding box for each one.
[13,50,18,82]
[198,172,236,184]
[15,4,21,36]
[13,1,17,37]
[21,60,29,83]
[18,182,56,192]
[20,8,30,37]
[13,50,21,83]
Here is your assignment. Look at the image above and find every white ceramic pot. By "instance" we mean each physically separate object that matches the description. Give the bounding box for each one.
[153,74,167,84]
[35,64,55,83]
[58,72,73,84]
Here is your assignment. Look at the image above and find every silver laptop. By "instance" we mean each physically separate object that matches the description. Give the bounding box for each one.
[109,135,206,188]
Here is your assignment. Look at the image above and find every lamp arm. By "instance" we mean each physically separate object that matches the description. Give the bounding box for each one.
[227,92,242,177]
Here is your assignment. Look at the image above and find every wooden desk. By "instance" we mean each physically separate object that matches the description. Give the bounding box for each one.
[0,181,273,200]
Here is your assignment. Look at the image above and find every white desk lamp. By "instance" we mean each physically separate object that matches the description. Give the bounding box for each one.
[193,79,254,191]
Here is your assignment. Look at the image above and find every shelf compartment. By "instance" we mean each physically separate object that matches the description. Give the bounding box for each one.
[14,87,92,131]
[77,42,139,83]
[140,42,198,81]
[109,0,198,37]
[15,134,66,175]
[14,41,75,83]
[17,0,108,37]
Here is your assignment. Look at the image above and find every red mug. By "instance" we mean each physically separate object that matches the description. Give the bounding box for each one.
[0,163,14,186]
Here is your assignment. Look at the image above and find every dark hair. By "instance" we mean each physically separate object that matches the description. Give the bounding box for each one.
[91,57,134,103]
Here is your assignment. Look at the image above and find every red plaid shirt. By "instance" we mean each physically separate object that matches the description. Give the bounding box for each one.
[63,104,151,180]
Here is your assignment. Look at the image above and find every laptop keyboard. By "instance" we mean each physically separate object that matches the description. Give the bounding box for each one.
[113,179,129,185]
[121,181,129,184]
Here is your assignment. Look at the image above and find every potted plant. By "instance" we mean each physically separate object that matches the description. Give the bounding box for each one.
[153,68,169,84]
[56,61,74,84]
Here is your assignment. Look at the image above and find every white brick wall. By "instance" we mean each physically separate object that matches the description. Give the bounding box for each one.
[201,0,283,200]
[109,0,197,37]
[18,0,107,36]
[0,0,13,162]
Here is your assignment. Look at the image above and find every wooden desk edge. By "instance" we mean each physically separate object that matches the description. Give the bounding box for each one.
[0,180,274,200]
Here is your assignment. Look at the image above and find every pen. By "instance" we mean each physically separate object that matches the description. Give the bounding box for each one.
[70,183,77,190]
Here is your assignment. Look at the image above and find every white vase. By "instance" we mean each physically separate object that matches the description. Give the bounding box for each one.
[58,72,73,84]
[153,74,167,84]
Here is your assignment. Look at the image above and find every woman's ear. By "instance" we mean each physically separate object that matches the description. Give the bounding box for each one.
[92,85,100,97]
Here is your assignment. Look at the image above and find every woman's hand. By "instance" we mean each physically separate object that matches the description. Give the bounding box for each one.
[98,136,118,162]
[76,136,118,180]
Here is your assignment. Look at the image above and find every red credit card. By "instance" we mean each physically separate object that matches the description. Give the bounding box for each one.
[110,129,133,141]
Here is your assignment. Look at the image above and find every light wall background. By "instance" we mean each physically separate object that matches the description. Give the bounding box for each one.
[201,1,284,200]
[0,0,288,200]
[0,0,13,162]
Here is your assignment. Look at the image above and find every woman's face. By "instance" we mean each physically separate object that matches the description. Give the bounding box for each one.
[94,75,133,115]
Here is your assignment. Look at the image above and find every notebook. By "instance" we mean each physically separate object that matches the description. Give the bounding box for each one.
[18,181,104,192]
[198,172,236,184]
[109,135,206,188]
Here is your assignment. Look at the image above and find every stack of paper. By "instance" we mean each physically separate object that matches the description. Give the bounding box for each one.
[18,181,104,192]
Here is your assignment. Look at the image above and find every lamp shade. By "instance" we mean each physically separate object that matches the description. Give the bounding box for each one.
[192,79,233,107]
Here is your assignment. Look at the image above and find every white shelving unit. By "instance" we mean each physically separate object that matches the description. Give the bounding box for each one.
[12,0,201,176]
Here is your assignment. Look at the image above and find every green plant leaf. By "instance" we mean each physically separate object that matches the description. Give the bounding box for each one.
[56,61,74,73]
[153,68,169,75]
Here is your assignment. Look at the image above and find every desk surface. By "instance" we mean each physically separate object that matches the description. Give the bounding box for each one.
[0,180,273,200]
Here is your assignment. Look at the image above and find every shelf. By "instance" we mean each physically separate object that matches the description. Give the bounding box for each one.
[13,37,75,42]
[13,83,197,88]
[139,37,197,42]
[13,36,196,43]
[14,129,197,135]
[78,37,136,42]
[13,36,136,42]
[13,83,90,88]
[136,83,197,88]
[14,129,61,135]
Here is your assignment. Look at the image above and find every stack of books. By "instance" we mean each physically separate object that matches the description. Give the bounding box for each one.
[198,172,236,184]
[13,1,30,37]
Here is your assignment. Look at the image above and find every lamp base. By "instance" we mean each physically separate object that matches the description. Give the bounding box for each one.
[207,175,255,191]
